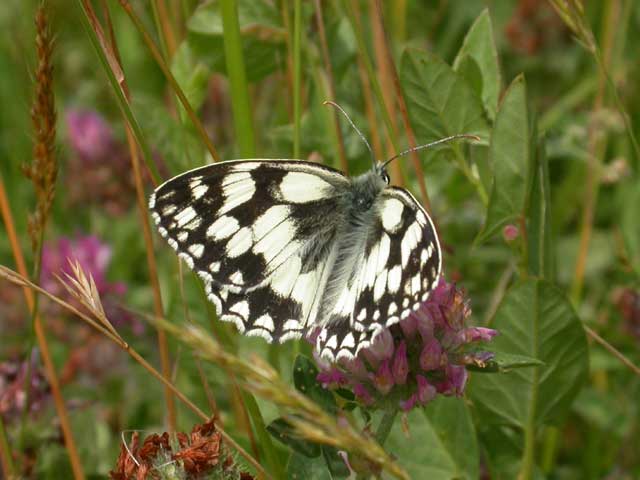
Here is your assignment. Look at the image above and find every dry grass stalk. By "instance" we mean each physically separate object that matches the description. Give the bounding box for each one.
[22,5,58,253]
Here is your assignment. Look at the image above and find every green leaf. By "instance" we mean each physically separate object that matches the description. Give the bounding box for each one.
[468,279,589,428]
[476,75,530,244]
[400,48,489,144]
[293,355,337,414]
[527,135,556,279]
[171,42,211,113]
[619,178,640,274]
[321,446,351,478]
[267,417,321,458]
[386,398,479,479]
[453,9,501,120]
[466,351,545,373]
[287,452,332,480]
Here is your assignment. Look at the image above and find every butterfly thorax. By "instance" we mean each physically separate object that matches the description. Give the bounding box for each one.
[314,170,387,326]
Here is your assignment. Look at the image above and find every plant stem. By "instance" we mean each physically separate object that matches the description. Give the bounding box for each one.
[0,415,15,479]
[375,409,398,446]
[220,0,256,158]
[292,0,302,158]
[314,0,348,172]
[347,0,399,154]
[570,0,617,304]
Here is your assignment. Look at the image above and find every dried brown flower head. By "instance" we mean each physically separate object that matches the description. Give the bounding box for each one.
[22,4,58,252]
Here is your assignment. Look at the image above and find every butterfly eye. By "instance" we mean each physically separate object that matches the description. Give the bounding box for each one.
[381,171,390,185]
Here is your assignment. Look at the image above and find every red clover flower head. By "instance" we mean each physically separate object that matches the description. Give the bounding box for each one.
[317,279,497,412]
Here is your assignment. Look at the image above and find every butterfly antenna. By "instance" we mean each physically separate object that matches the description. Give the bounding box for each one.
[380,134,480,169]
[323,101,376,168]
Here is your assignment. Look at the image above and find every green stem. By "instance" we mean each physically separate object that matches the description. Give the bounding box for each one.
[292,0,302,158]
[0,400,15,477]
[18,230,45,452]
[541,426,559,473]
[221,0,256,158]
[375,409,398,446]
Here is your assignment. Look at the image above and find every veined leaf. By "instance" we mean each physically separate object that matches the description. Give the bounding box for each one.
[400,48,489,145]
[453,9,501,120]
[386,398,479,479]
[476,75,529,244]
[468,279,588,428]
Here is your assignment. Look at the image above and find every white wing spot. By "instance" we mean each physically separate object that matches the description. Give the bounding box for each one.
[422,292,430,301]
[283,319,302,331]
[381,197,404,233]
[377,234,391,274]
[279,172,332,203]
[341,333,355,349]
[229,300,249,319]
[188,244,204,258]
[229,270,244,285]
[210,261,221,273]
[420,248,429,266]
[401,221,422,268]
[411,274,421,295]
[373,269,389,302]
[175,207,197,228]
[183,217,202,231]
[326,335,338,350]
[253,205,292,240]
[191,183,209,200]
[207,215,240,241]
[416,209,428,225]
[388,302,398,315]
[373,309,381,321]
[270,255,302,297]
[177,231,188,242]
[357,308,367,321]
[387,264,402,293]
[253,218,297,264]
[401,309,411,319]
[226,227,252,258]
[254,314,275,332]
[413,302,420,310]
[219,173,255,214]
[402,298,409,308]
[162,204,177,216]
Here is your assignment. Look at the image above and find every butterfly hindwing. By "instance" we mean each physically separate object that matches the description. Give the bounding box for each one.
[316,187,441,360]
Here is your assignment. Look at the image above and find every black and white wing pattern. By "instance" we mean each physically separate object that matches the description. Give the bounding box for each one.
[314,187,441,360]
[149,160,349,343]
[150,159,442,362]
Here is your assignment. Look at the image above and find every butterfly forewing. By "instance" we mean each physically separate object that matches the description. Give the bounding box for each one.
[315,187,441,360]
[150,160,349,292]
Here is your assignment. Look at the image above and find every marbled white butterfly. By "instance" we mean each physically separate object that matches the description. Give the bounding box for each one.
[149,104,475,361]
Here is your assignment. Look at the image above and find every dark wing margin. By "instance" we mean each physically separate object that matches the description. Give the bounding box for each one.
[316,186,442,361]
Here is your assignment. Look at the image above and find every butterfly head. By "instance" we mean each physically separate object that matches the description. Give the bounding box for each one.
[376,165,391,185]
